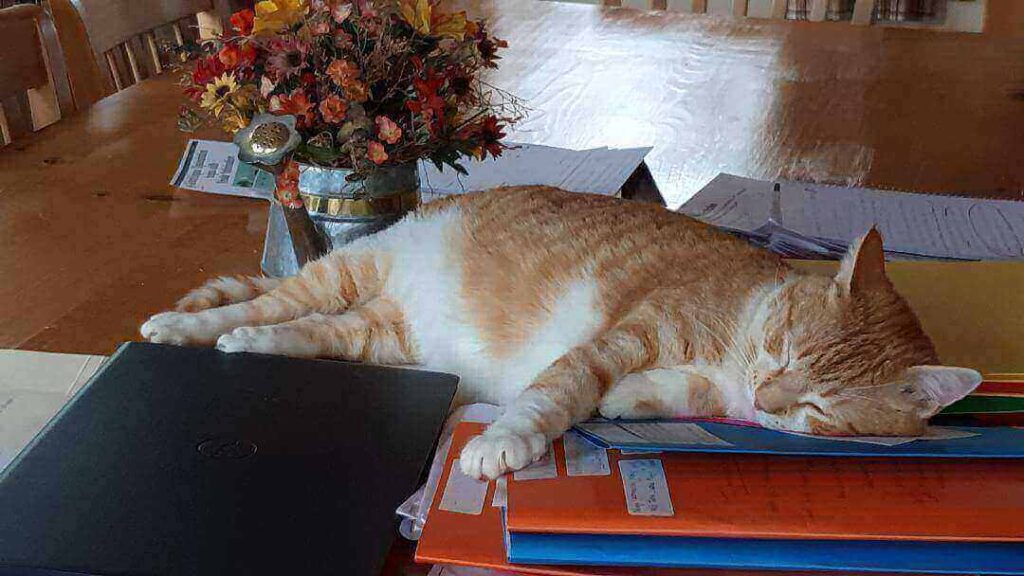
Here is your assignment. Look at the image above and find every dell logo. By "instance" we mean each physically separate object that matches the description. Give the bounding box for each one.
[197,437,258,460]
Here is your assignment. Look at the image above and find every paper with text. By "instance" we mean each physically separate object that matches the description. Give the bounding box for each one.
[563,430,611,477]
[170,140,275,199]
[439,459,489,515]
[618,459,674,517]
[682,173,1024,261]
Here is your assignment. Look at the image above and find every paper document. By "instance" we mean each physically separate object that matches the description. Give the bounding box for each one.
[172,140,651,200]
[681,173,1024,261]
[170,139,276,199]
[419,143,651,198]
[0,350,106,471]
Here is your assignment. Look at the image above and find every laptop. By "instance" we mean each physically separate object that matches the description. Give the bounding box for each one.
[0,342,458,576]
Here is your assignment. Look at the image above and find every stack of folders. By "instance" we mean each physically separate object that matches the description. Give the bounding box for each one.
[934,376,1024,427]
[417,410,1024,575]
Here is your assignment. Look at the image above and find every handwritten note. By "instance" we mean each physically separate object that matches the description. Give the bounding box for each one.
[563,430,611,477]
[618,459,674,517]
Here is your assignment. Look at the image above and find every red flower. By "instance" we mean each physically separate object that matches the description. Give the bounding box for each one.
[274,160,303,209]
[367,140,388,165]
[300,72,316,86]
[192,55,225,86]
[461,116,506,159]
[406,70,446,132]
[185,55,226,100]
[229,9,254,36]
[319,94,347,124]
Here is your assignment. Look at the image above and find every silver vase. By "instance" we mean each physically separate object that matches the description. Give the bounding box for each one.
[261,162,421,277]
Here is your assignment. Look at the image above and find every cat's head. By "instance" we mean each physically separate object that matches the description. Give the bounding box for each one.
[749,229,981,436]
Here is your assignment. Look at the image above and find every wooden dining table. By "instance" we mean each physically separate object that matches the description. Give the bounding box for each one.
[2,1,1023,574]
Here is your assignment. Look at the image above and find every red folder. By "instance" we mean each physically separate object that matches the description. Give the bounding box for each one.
[507,433,1024,543]
[416,423,920,576]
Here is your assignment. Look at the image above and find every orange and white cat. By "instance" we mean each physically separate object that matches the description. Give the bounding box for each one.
[141,187,981,479]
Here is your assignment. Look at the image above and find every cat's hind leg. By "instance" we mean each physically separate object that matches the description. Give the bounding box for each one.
[175,276,283,312]
[598,367,723,420]
[141,246,386,346]
[214,297,417,363]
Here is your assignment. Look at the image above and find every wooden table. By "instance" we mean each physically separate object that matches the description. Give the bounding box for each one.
[2,1,1024,573]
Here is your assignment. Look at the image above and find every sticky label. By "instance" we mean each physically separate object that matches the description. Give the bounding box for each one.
[564,430,611,476]
[622,422,732,446]
[439,459,489,515]
[618,459,674,517]
[491,476,508,508]
[513,445,558,481]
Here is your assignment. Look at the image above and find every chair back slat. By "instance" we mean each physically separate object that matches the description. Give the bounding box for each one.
[71,0,213,55]
[0,3,71,144]
[1,93,33,142]
[50,0,219,105]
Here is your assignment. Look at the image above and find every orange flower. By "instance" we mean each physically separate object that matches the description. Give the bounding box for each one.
[367,140,388,165]
[319,94,347,124]
[375,115,402,144]
[270,89,314,125]
[274,160,303,208]
[343,80,369,103]
[218,43,256,68]
[326,59,359,87]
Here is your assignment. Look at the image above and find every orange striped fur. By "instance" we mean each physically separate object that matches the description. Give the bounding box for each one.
[142,187,981,479]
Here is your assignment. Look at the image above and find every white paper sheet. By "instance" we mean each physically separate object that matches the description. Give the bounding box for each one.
[0,350,106,471]
[682,173,1024,261]
[418,143,651,198]
[172,140,651,202]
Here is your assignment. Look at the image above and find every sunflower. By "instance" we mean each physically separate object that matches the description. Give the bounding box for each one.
[200,73,240,115]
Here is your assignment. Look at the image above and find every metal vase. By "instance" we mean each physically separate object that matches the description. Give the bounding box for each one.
[261,162,421,277]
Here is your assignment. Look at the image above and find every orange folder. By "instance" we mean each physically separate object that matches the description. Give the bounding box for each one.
[506,434,1024,543]
[415,423,921,576]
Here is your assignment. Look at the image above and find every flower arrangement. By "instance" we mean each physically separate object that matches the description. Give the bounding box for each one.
[177,0,523,182]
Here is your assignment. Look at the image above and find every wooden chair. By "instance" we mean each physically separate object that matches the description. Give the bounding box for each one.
[0,3,72,144]
[47,0,244,108]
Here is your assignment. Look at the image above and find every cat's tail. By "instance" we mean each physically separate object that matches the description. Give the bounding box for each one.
[174,275,283,312]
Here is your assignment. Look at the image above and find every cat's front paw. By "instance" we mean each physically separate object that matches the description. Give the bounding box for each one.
[216,326,317,357]
[140,312,213,345]
[460,430,547,480]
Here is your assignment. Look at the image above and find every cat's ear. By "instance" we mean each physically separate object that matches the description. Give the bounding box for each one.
[904,365,983,416]
[836,227,889,294]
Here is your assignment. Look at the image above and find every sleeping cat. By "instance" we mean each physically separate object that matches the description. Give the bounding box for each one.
[141,186,981,479]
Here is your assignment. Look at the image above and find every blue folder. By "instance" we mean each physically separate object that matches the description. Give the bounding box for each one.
[506,531,1024,574]
[573,419,1024,458]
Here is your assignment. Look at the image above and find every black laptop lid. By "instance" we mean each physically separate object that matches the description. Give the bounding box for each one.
[0,342,458,576]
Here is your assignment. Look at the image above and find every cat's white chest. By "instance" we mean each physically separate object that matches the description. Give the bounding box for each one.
[380,207,603,404]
